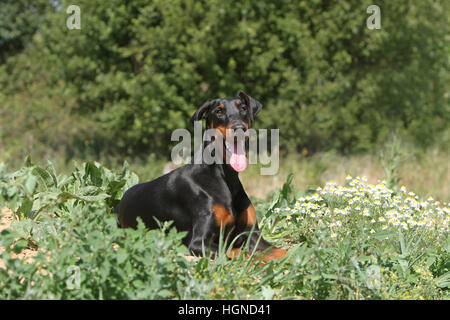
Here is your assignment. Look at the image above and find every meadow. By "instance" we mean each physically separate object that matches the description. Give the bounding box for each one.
[0,154,448,299]
[0,0,448,300]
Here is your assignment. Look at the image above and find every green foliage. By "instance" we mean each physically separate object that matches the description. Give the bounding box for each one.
[262,176,450,299]
[0,159,190,299]
[379,133,407,192]
[0,163,448,299]
[0,157,138,220]
[0,211,190,299]
[0,159,286,299]
[0,0,448,164]
[0,0,51,64]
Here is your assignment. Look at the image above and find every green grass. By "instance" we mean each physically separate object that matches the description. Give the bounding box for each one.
[0,159,448,299]
[239,148,449,203]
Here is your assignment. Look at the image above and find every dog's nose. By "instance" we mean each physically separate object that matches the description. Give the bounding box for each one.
[231,124,247,132]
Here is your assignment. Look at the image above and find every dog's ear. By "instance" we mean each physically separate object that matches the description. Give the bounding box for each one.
[237,91,262,120]
[190,99,215,125]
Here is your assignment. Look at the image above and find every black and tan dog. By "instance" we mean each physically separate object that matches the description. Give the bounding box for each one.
[117,91,287,263]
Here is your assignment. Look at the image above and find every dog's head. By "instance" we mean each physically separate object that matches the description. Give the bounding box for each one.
[190,91,263,172]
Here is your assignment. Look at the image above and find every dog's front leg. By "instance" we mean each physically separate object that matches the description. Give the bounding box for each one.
[237,204,288,262]
[188,218,219,257]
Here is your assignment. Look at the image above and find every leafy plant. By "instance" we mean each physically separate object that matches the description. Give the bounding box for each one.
[0,163,448,299]
[0,157,138,221]
[1,0,448,164]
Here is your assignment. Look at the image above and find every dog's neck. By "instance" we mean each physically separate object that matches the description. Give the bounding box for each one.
[190,139,249,211]
[192,139,244,194]
[192,137,227,166]
[219,162,245,202]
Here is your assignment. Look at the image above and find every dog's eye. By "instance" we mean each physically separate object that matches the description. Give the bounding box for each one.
[216,109,224,116]
[240,105,247,112]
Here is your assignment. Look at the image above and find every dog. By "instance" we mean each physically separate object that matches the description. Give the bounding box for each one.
[117,91,287,263]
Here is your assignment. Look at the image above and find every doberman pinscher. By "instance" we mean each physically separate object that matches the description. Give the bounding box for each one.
[117,91,287,263]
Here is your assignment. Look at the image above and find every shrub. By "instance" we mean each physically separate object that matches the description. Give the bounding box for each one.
[1,161,448,299]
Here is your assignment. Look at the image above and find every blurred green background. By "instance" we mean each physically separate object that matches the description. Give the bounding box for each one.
[0,0,449,199]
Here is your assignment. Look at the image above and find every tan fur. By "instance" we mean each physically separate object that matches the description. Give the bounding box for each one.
[212,204,235,227]
[238,204,257,226]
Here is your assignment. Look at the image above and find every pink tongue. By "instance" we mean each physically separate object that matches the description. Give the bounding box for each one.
[230,141,247,172]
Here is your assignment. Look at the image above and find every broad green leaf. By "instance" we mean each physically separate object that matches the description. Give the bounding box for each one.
[436,272,450,288]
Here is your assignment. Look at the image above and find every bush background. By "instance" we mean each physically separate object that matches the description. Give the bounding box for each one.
[0,1,449,300]
[1,0,448,167]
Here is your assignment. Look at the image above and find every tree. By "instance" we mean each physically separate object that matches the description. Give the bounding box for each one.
[0,0,448,164]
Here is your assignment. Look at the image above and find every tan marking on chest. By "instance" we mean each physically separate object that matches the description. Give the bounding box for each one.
[215,125,227,140]
[238,204,257,226]
[212,204,235,227]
